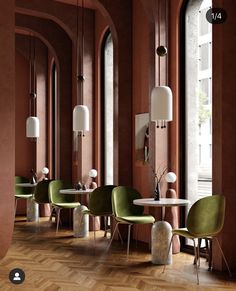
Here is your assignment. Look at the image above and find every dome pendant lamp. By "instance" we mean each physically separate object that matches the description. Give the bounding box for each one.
[26,35,40,138]
[151,0,173,129]
[73,0,89,136]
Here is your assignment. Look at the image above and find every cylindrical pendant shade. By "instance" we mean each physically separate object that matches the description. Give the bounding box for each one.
[26,116,40,138]
[73,105,89,133]
[151,86,173,122]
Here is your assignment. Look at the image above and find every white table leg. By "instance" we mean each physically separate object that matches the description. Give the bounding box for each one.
[27,198,39,222]
[151,221,172,265]
[73,205,89,238]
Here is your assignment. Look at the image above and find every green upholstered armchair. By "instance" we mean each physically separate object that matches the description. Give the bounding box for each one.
[14,176,35,216]
[48,180,80,232]
[108,186,155,257]
[163,195,231,284]
[80,185,117,242]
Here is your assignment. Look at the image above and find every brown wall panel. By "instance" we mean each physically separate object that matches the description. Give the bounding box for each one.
[0,0,15,259]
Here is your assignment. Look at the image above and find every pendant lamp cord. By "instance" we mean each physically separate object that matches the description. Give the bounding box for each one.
[80,0,84,105]
[76,0,85,105]
[29,34,36,117]
[165,0,168,86]
[158,0,160,87]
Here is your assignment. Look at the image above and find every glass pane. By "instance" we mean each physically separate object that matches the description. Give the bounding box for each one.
[104,33,114,185]
[185,0,212,247]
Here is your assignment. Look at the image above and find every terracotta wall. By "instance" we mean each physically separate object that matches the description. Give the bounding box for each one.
[15,44,34,177]
[212,0,236,271]
[0,0,15,259]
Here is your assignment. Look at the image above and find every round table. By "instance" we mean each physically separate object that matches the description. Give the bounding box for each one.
[133,197,190,265]
[59,189,93,238]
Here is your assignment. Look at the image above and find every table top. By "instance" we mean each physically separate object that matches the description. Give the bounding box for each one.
[133,198,190,207]
[59,188,93,195]
[15,183,37,187]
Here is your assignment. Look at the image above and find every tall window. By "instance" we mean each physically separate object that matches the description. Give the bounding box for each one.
[102,32,114,185]
[184,0,212,221]
[51,61,58,178]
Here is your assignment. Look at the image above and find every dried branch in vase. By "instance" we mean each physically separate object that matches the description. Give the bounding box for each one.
[151,164,167,183]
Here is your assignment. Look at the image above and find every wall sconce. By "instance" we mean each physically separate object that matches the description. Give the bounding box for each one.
[73,0,89,136]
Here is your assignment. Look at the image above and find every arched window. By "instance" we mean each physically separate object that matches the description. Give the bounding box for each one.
[101,31,114,185]
[182,0,212,243]
[49,61,58,179]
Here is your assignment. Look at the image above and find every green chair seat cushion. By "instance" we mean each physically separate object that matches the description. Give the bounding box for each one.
[15,194,33,199]
[52,202,80,209]
[172,227,196,239]
[116,215,155,224]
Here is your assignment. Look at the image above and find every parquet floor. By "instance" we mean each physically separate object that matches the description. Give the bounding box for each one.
[0,217,235,290]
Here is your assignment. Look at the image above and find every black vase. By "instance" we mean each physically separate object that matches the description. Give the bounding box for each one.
[75,181,82,190]
[154,182,161,201]
[30,169,37,184]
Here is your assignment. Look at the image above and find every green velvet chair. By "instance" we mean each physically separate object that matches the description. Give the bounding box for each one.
[49,180,80,232]
[108,186,155,257]
[33,179,53,222]
[15,176,35,216]
[80,185,119,242]
[163,195,231,284]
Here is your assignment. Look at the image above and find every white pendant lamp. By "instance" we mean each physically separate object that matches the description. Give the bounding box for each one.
[73,0,89,136]
[151,86,173,128]
[151,0,173,129]
[73,104,89,132]
[26,35,40,138]
[26,116,40,138]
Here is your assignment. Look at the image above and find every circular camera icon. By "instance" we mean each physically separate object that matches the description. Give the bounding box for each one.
[9,268,25,285]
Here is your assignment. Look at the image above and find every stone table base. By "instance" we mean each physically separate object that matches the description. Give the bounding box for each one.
[73,205,89,238]
[151,221,172,265]
[27,198,39,222]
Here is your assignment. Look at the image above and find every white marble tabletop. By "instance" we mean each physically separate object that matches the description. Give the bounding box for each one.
[133,198,190,207]
[59,188,93,195]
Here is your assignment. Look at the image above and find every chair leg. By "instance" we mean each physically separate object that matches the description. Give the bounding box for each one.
[135,226,138,248]
[104,216,108,237]
[127,224,132,258]
[107,221,120,251]
[117,226,123,244]
[93,216,96,247]
[208,238,212,271]
[197,240,201,267]
[162,234,174,273]
[15,199,18,217]
[56,208,61,233]
[214,237,232,277]
[193,239,199,285]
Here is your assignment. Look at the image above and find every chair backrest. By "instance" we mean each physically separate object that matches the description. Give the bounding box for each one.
[49,180,74,204]
[88,185,116,215]
[187,195,225,237]
[34,180,52,203]
[112,186,144,218]
[15,176,33,195]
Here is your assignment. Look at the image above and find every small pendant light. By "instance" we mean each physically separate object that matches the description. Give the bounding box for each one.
[26,35,40,138]
[151,1,173,129]
[73,0,89,136]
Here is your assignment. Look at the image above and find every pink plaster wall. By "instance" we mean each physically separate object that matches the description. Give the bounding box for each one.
[0,0,15,259]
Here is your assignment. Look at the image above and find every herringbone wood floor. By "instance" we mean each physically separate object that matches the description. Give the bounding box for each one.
[0,217,235,290]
